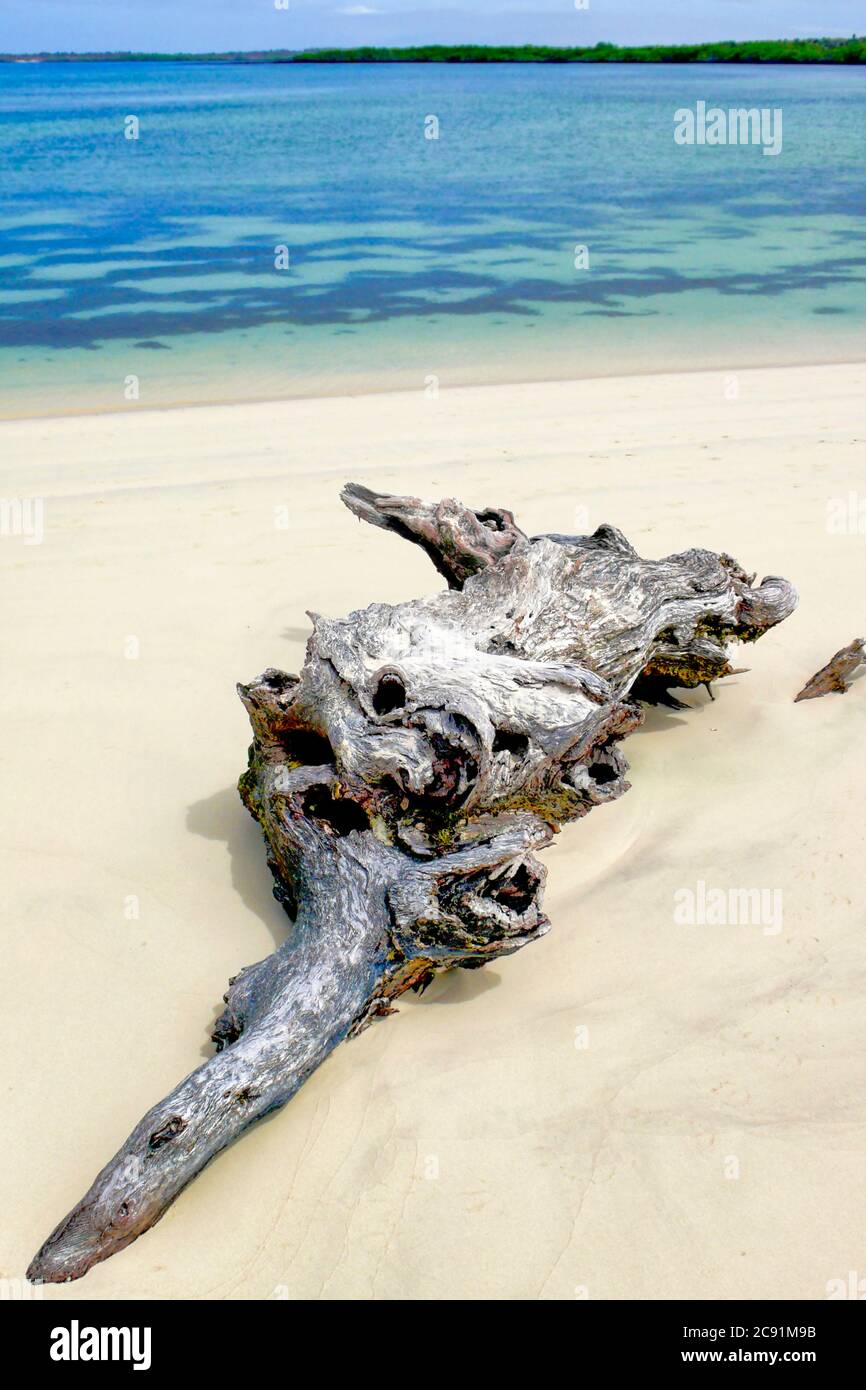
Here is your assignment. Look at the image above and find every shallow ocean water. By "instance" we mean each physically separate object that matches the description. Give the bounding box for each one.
[1,60,864,414]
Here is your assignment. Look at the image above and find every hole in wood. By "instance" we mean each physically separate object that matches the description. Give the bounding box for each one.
[485,862,536,912]
[148,1116,187,1151]
[589,761,618,785]
[301,785,370,836]
[475,508,505,532]
[261,670,296,693]
[281,728,334,767]
[492,728,530,756]
[373,672,407,715]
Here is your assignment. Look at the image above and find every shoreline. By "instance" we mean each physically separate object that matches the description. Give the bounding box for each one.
[3,40,865,66]
[3,353,865,426]
[5,59,865,67]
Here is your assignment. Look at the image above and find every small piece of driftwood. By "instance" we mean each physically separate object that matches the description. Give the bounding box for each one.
[28,486,797,1283]
[794,638,865,703]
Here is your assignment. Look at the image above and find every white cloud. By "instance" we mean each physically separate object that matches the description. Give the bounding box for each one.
[336,4,382,14]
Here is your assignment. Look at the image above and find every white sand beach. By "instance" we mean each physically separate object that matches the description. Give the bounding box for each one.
[2,361,865,1300]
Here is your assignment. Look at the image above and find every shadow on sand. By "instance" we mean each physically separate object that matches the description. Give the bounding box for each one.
[186,780,504,1044]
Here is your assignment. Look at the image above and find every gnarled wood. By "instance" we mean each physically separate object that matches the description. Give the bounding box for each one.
[28,486,796,1283]
[794,638,864,702]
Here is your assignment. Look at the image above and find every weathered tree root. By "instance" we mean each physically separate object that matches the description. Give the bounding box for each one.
[28,487,796,1283]
[794,638,864,702]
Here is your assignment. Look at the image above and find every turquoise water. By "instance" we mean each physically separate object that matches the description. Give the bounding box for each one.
[1,61,864,415]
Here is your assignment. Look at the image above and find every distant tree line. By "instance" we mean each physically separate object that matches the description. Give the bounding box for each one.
[3,39,865,64]
[291,39,866,65]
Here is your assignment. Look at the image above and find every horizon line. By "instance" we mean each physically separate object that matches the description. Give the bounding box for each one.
[2,37,865,61]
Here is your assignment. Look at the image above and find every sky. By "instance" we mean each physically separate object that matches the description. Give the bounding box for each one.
[0,0,862,55]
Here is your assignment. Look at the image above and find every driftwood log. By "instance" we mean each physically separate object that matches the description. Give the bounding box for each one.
[28,485,797,1283]
[794,638,864,702]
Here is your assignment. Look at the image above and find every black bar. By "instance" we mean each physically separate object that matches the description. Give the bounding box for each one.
[5,1295,864,1373]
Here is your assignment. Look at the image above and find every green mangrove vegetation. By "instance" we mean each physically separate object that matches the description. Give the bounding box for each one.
[3,38,865,65]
